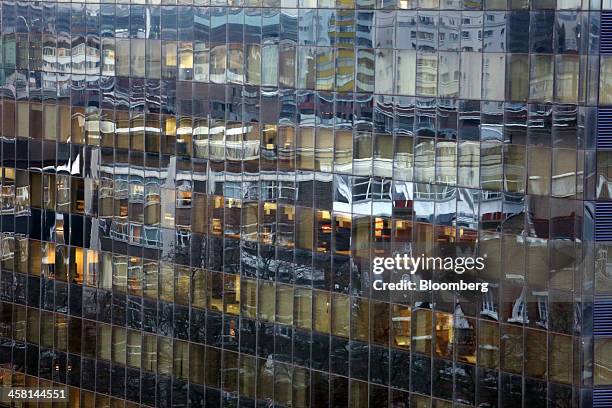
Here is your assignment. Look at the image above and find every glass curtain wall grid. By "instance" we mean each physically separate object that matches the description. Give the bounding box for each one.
[0,0,607,407]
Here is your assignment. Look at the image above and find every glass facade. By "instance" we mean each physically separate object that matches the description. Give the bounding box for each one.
[0,0,609,407]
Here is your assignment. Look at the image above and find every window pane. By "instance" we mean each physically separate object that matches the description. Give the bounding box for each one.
[460,52,482,99]
[357,49,375,93]
[337,48,355,92]
[259,281,275,321]
[556,55,579,103]
[478,321,499,369]
[530,54,554,102]
[501,324,522,374]
[595,339,612,385]
[127,330,141,368]
[525,329,547,379]
[416,52,437,97]
[313,290,331,333]
[190,343,205,384]
[276,284,294,325]
[482,53,505,101]
[438,52,459,98]
[112,327,126,365]
[132,39,146,78]
[375,49,394,95]
[528,147,551,196]
[549,334,572,384]
[412,308,431,354]
[506,54,528,101]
